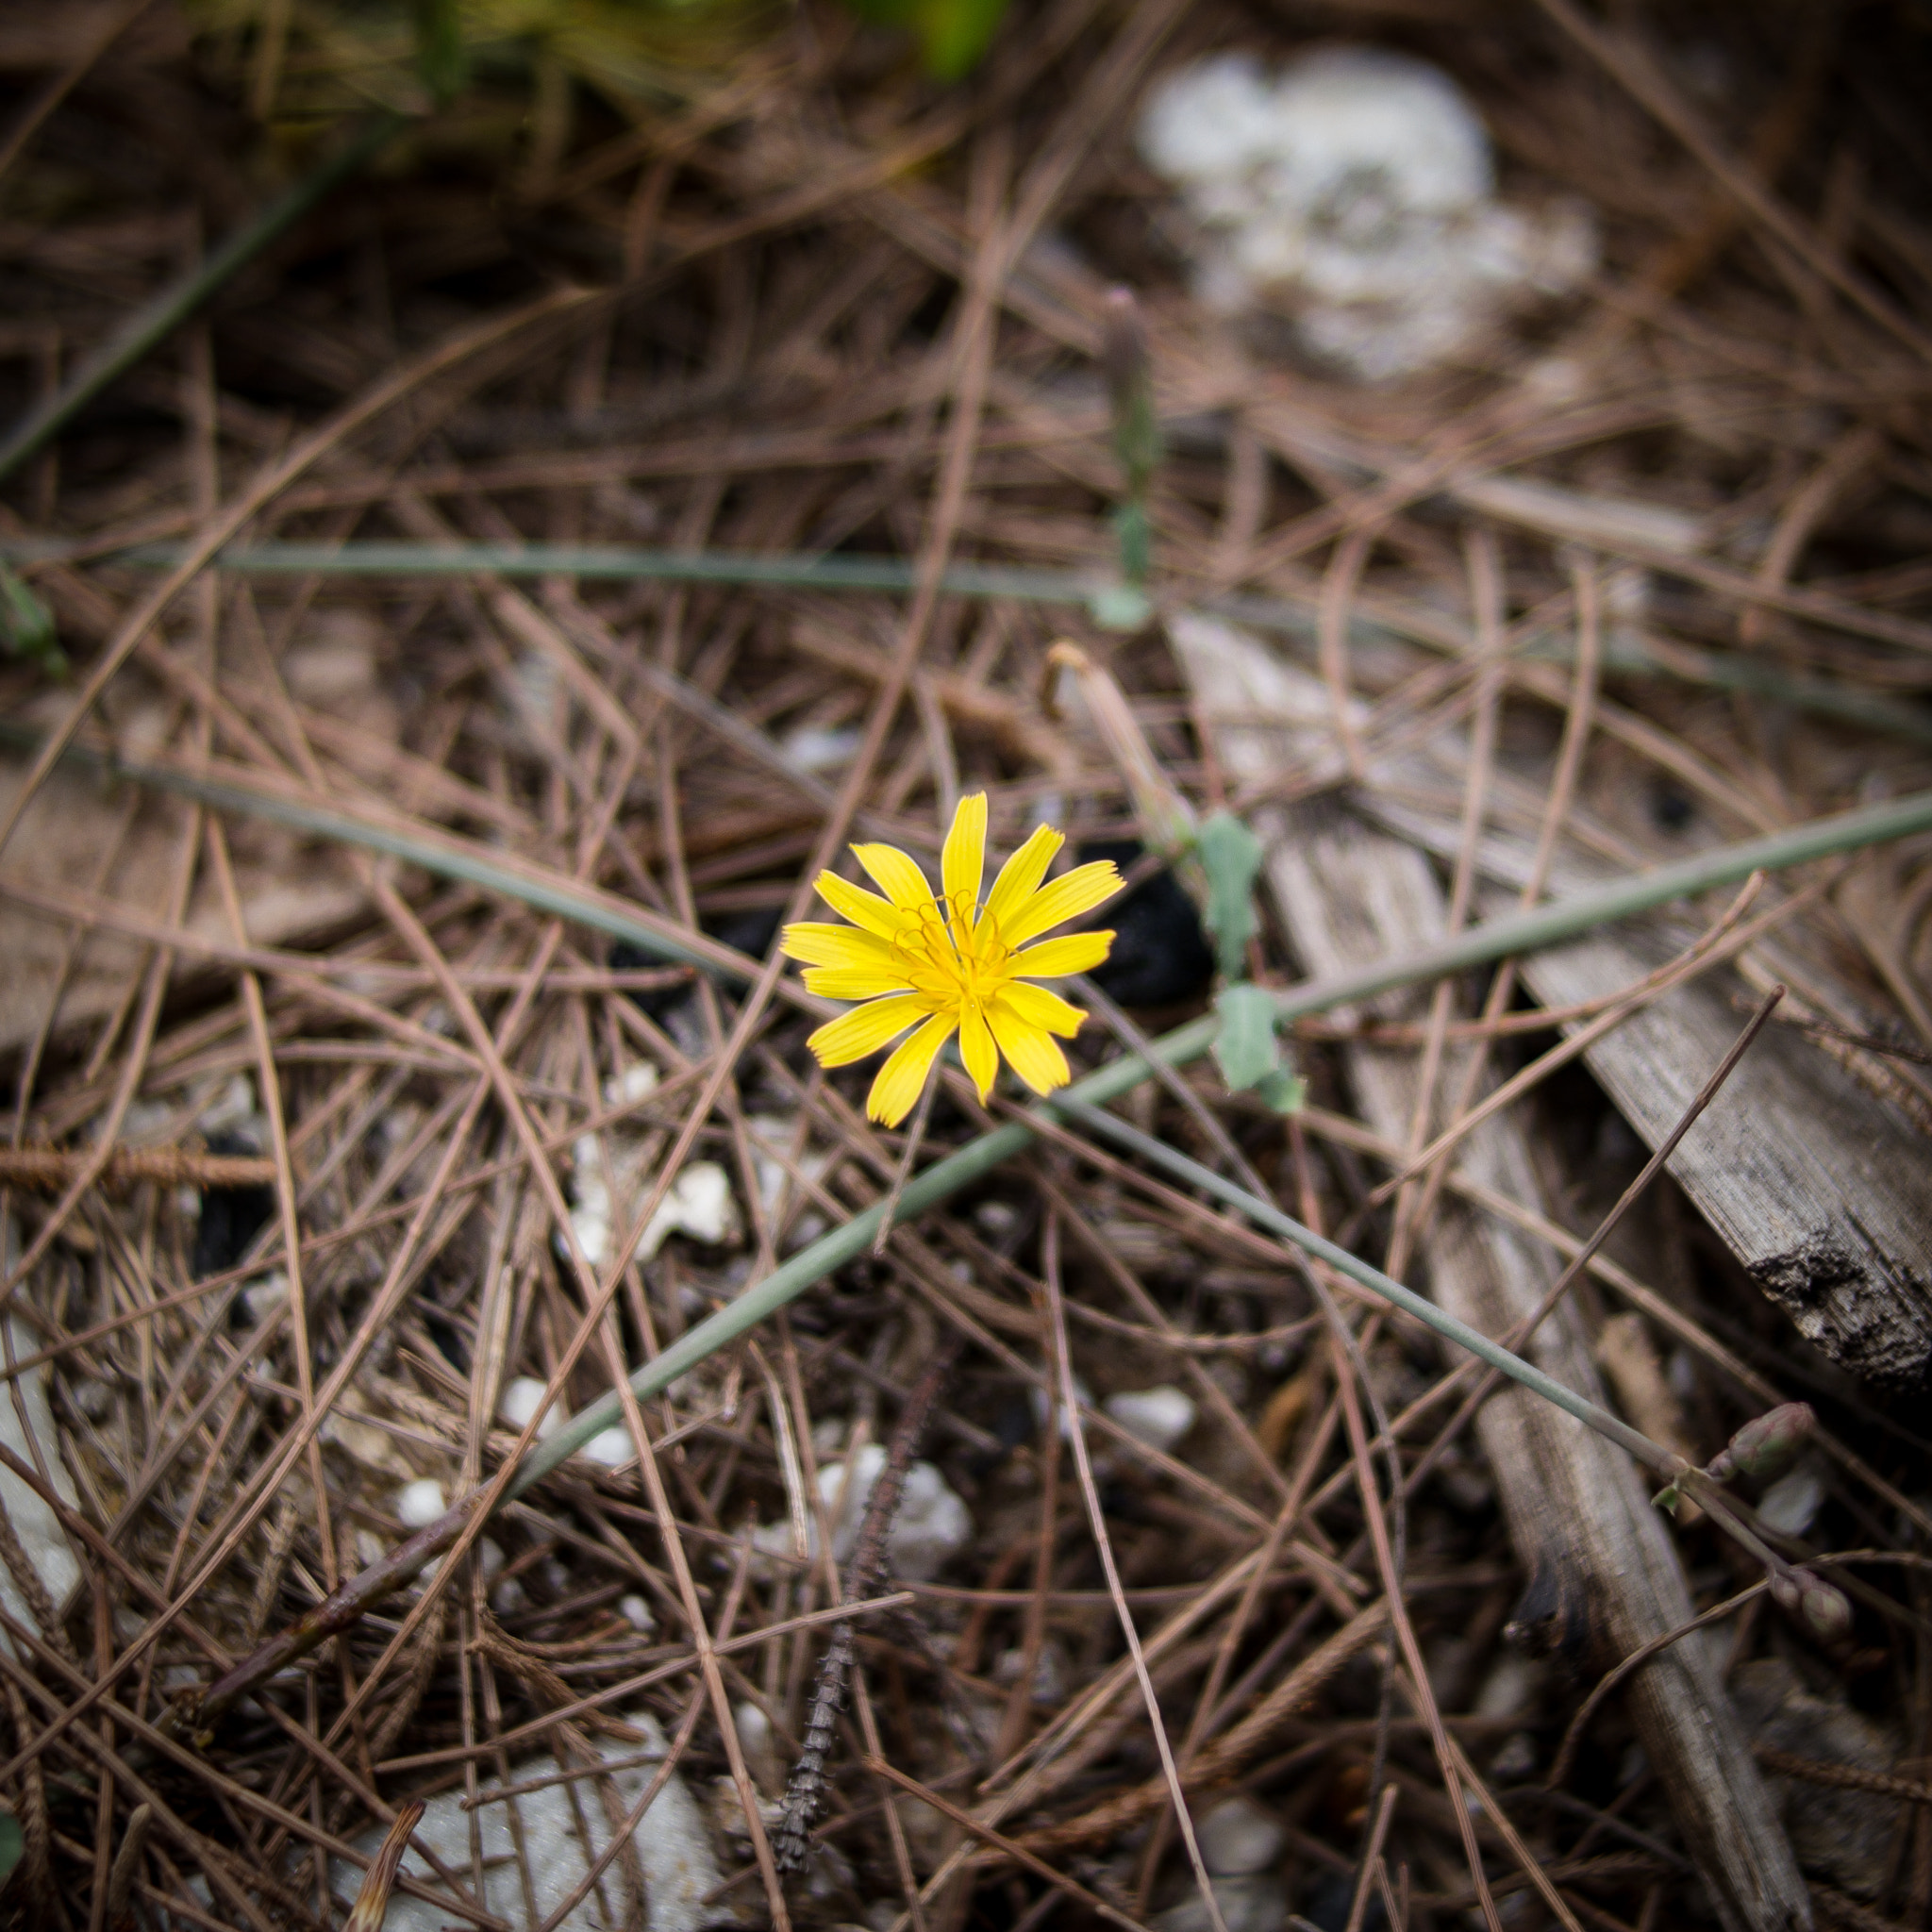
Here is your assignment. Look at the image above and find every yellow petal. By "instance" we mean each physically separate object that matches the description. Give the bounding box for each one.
[999,859,1124,947]
[942,791,987,924]
[995,981,1086,1038]
[986,1004,1071,1096]
[781,922,902,972]
[852,841,937,914]
[802,966,917,1001]
[807,993,924,1068]
[958,1002,998,1102]
[982,824,1063,938]
[1009,930,1114,979]
[815,871,918,941]
[867,1012,956,1126]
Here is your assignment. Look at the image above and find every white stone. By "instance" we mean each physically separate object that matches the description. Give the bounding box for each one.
[1196,1795,1284,1876]
[993,1643,1067,1707]
[0,1298,81,1661]
[1156,1874,1287,1932]
[582,1425,638,1471]
[335,1715,726,1931]
[395,1478,446,1529]
[569,1145,740,1270]
[1030,1374,1093,1443]
[1474,1653,1545,1723]
[757,1443,972,1581]
[619,1593,656,1634]
[242,1273,288,1324]
[1757,1458,1828,1538]
[605,1062,661,1108]
[651,1163,737,1251]
[500,1375,564,1439]
[196,1074,259,1140]
[745,1116,833,1250]
[1104,1385,1197,1454]
[735,1699,779,1790]
[69,1378,112,1423]
[782,722,861,773]
[1137,46,1594,381]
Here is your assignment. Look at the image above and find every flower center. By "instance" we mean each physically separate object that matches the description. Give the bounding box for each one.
[891,895,1011,1014]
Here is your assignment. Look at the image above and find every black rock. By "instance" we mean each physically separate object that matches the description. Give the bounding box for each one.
[1302,1868,1386,1932]
[706,904,783,961]
[1077,841,1215,1008]
[192,1131,275,1279]
[609,938,690,1021]
[612,903,781,1023]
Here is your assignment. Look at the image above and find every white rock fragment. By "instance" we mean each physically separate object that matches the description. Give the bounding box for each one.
[606,1061,661,1109]
[242,1273,288,1324]
[0,1290,81,1661]
[1031,1374,1094,1443]
[1138,46,1595,381]
[395,1477,446,1529]
[1196,1795,1285,1876]
[1156,1875,1287,1932]
[500,1374,564,1440]
[745,1115,833,1250]
[336,1716,726,1932]
[1757,1457,1828,1539]
[657,1162,737,1248]
[569,1137,740,1270]
[196,1074,261,1141]
[735,1699,780,1791]
[69,1377,113,1423]
[581,1425,640,1471]
[1474,1653,1546,1723]
[756,1443,972,1581]
[619,1592,657,1634]
[1104,1385,1197,1454]
[782,722,861,773]
[993,1643,1068,1707]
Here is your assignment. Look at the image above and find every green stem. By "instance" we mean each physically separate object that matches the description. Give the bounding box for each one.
[150,759,1932,1719]
[31,539,1924,740]
[0,114,406,486]
[1058,1101,1671,1475]
[82,539,1108,612]
[513,782,1932,1486]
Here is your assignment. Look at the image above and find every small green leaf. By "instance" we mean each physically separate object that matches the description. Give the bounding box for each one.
[844,0,1012,78]
[1252,1066,1307,1115]
[0,1808,22,1890]
[1651,1482,1682,1515]
[412,0,468,106]
[1212,983,1280,1091]
[0,563,60,676]
[1086,583,1152,633]
[1113,501,1151,590]
[1197,812,1263,980]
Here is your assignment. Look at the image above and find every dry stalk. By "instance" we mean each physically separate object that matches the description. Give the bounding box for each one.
[774,1332,960,1872]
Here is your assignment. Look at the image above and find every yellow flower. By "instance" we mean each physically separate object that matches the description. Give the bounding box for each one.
[781,793,1121,1126]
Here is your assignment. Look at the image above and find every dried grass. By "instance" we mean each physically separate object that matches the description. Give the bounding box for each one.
[0,3,1930,1930]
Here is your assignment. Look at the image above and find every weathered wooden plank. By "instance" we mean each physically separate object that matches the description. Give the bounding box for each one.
[1170,611,1810,1932]
[1361,791,1932,1389]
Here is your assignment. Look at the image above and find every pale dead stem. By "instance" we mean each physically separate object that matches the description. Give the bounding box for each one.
[1357,868,1801,1210]
[1391,550,1602,1257]
[1039,1206,1233,1932]
[1288,1102,1932,1551]
[1383,527,1507,1286]
[0,283,603,862]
